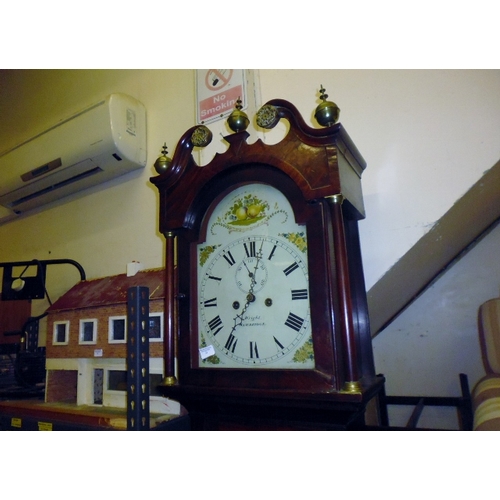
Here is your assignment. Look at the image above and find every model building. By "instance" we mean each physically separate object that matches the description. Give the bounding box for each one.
[44,267,177,414]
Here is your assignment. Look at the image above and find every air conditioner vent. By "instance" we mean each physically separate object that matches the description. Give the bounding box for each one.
[21,158,63,182]
[11,166,103,209]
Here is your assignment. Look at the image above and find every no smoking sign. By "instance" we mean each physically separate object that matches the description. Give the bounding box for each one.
[196,69,246,124]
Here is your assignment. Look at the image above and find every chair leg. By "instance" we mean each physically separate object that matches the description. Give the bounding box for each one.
[459,373,473,431]
[377,374,390,427]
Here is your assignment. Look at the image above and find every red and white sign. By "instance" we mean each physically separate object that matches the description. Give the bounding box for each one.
[196,69,246,124]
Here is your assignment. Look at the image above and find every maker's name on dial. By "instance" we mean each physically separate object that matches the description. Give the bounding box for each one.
[241,315,265,327]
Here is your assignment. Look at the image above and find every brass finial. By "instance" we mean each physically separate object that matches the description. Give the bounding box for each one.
[226,97,249,132]
[314,85,340,127]
[154,143,172,174]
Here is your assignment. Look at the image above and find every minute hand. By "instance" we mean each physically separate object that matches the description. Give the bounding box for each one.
[230,241,264,334]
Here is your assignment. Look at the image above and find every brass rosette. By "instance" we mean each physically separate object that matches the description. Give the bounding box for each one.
[256,104,280,129]
[191,125,213,148]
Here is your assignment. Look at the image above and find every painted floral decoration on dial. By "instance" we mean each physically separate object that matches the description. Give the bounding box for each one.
[210,193,288,234]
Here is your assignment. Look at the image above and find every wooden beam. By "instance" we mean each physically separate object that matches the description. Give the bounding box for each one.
[368,159,500,337]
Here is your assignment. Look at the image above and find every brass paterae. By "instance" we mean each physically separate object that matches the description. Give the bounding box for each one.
[256,104,279,129]
[191,125,213,147]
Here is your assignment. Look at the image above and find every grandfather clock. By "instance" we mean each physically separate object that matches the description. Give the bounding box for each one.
[151,88,384,430]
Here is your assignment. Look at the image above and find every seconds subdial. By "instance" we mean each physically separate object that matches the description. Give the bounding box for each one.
[235,257,268,294]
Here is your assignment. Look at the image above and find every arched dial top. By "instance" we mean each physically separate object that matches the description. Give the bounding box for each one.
[197,183,314,369]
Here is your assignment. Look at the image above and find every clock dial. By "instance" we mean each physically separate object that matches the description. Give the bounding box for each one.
[196,184,314,369]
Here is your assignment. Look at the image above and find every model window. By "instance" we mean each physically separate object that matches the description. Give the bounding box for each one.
[108,370,127,391]
[79,319,97,344]
[149,313,163,341]
[107,371,163,394]
[109,316,126,343]
[53,321,69,345]
[150,373,163,396]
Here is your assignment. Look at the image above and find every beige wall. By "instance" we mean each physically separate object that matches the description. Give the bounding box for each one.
[0,70,196,324]
[258,70,500,289]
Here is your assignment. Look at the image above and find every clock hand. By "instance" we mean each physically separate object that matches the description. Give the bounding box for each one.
[243,260,254,278]
[248,239,265,288]
[229,293,253,336]
[229,239,267,338]
[230,243,264,335]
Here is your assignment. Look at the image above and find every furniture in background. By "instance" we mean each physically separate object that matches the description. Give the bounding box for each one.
[377,373,473,430]
[472,298,500,430]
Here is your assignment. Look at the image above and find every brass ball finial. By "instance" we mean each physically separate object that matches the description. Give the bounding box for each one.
[314,85,340,127]
[154,143,172,174]
[226,97,249,132]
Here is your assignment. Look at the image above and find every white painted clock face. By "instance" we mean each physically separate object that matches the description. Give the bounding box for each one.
[196,184,314,369]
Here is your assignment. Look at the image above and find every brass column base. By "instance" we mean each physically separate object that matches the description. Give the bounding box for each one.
[160,376,177,387]
[341,381,362,394]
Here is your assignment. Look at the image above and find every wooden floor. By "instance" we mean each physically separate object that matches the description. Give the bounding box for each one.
[0,399,183,430]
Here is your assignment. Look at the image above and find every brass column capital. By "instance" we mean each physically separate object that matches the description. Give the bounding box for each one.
[325,193,344,205]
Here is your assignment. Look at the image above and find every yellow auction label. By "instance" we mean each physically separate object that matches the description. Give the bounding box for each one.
[38,421,53,431]
[11,417,22,428]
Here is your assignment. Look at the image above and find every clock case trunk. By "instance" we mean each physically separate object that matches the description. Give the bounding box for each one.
[151,99,383,429]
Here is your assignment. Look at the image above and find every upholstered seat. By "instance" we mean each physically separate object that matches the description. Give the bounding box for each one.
[472,299,500,430]
[472,375,500,430]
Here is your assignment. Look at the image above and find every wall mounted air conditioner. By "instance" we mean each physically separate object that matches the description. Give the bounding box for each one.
[0,93,147,225]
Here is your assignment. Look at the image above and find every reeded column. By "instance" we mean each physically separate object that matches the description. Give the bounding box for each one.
[162,231,177,386]
[327,194,361,393]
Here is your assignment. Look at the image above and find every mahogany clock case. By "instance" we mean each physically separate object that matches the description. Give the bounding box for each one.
[151,99,383,429]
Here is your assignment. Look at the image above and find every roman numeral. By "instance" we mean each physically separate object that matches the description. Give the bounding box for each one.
[244,241,256,258]
[291,289,308,300]
[250,341,259,359]
[223,251,236,267]
[285,312,305,332]
[208,275,222,282]
[225,333,238,352]
[273,336,284,350]
[203,297,217,307]
[208,315,223,335]
[268,245,277,261]
[283,262,299,276]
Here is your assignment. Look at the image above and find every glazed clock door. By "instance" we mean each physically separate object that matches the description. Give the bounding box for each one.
[196,183,315,370]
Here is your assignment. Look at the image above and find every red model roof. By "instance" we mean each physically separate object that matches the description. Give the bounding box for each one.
[47,268,165,312]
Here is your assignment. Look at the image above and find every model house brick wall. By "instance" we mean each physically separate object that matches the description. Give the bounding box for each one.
[46,369,78,403]
[46,301,164,359]
[44,268,167,407]
[45,268,165,358]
